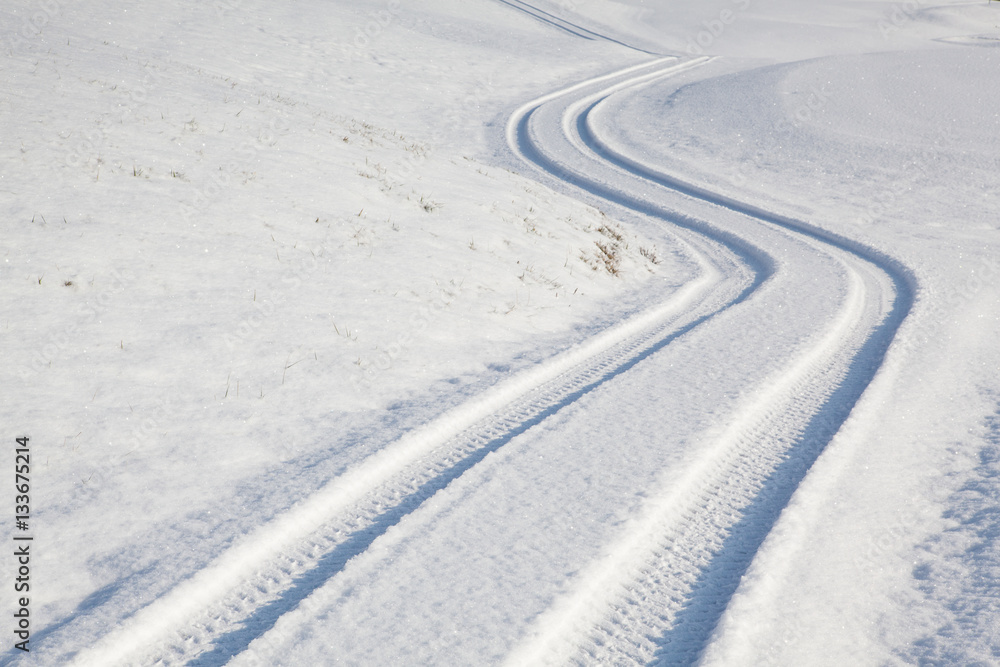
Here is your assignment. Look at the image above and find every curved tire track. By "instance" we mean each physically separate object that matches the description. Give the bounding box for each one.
[64,146,743,665]
[502,57,913,665]
[63,56,913,667]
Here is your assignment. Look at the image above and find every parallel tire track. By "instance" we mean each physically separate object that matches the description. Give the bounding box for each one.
[67,192,741,664]
[493,0,660,54]
[67,55,913,667]
[502,57,913,664]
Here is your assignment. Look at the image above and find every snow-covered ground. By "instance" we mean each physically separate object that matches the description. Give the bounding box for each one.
[2,1,998,665]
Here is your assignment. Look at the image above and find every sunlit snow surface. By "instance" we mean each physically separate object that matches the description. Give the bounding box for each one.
[2,1,999,665]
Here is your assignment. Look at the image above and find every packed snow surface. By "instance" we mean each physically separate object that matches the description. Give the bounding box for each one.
[2,0,998,665]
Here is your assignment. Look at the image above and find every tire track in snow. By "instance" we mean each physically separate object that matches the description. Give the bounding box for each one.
[493,0,661,54]
[495,0,598,41]
[66,199,742,664]
[503,57,914,664]
[507,57,778,298]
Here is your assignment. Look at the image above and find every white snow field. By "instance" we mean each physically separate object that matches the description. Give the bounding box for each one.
[2,0,998,665]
